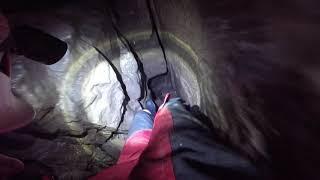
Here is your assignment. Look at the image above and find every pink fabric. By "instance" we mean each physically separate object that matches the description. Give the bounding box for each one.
[90,107,175,180]
[118,130,152,164]
[130,107,175,180]
[90,130,152,180]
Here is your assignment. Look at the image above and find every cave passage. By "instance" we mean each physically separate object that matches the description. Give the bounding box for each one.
[0,1,202,178]
[1,0,320,179]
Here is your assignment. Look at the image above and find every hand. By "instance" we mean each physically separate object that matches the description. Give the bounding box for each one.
[0,13,34,133]
[0,154,24,179]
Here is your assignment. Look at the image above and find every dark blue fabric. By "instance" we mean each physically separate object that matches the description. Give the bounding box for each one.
[128,111,154,137]
[145,99,157,118]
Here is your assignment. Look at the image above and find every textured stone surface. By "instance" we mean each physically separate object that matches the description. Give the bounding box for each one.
[0,1,159,179]
[0,1,171,178]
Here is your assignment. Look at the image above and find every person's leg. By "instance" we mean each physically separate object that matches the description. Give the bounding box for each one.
[128,98,157,137]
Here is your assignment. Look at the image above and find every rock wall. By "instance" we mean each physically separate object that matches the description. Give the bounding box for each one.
[1,0,320,179]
